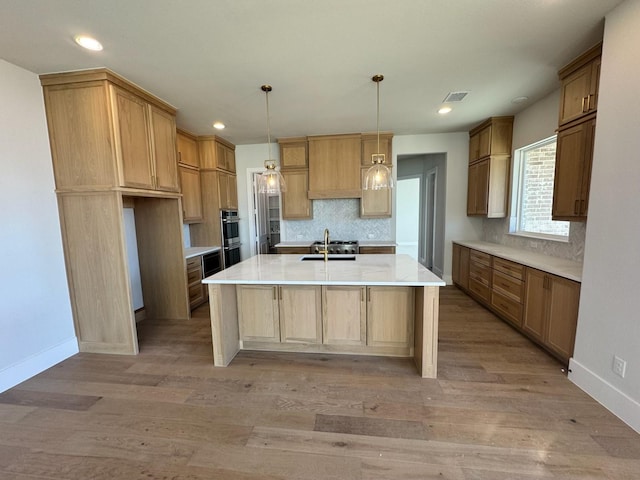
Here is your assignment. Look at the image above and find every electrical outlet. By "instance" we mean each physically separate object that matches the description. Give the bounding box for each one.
[613,355,627,378]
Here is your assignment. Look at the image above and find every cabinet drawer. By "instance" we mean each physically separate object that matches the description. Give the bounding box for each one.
[492,270,523,303]
[187,267,202,285]
[469,261,491,286]
[186,256,201,270]
[188,283,205,306]
[493,257,524,280]
[491,290,523,327]
[469,277,491,303]
[470,249,491,266]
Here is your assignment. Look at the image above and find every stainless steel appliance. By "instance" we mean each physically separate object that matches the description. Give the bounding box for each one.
[220,210,241,268]
[202,250,222,277]
[311,240,359,254]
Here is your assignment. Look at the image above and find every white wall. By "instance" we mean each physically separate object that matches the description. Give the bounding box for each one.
[569,0,640,433]
[394,133,483,283]
[0,59,77,392]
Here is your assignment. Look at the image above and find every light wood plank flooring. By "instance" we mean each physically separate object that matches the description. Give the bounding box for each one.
[1,286,638,479]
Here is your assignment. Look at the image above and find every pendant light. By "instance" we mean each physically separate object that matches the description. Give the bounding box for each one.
[363,74,393,190]
[258,84,286,194]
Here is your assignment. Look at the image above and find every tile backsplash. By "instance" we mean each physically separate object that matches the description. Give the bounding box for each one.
[282,199,392,241]
[483,218,585,263]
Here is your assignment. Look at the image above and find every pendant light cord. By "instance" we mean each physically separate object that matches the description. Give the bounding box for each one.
[376,77,380,158]
[262,85,273,162]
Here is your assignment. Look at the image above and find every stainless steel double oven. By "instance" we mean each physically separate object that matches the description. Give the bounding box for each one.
[220,209,241,268]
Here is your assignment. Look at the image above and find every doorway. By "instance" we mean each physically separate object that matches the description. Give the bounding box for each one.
[247,170,282,256]
[396,154,446,277]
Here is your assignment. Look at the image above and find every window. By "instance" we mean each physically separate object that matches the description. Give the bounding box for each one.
[511,136,570,240]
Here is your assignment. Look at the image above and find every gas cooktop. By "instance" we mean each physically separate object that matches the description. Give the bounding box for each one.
[311,240,359,254]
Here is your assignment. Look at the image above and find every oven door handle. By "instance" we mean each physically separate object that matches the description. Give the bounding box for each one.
[223,245,241,250]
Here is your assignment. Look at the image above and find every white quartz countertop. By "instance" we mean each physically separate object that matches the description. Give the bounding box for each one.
[203,254,445,286]
[454,241,583,282]
[184,246,221,259]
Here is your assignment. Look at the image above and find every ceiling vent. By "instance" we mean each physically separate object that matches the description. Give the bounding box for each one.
[443,91,469,103]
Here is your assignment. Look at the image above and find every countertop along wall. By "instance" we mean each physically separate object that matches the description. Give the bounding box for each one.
[0,59,77,392]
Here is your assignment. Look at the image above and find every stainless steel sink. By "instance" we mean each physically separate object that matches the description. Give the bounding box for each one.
[300,254,356,261]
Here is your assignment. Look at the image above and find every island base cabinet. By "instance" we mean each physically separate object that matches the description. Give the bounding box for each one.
[280,286,322,344]
[367,287,414,349]
[323,286,366,346]
[237,285,280,342]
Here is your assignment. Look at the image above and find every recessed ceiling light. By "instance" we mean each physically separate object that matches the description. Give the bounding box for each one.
[213,122,225,130]
[438,106,452,115]
[74,35,103,51]
[512,96,529,104]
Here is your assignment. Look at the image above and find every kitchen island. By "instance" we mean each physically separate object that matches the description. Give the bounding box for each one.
[203,254,445,378]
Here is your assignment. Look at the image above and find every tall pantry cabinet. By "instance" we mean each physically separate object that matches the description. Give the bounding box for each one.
[40,69,189,355]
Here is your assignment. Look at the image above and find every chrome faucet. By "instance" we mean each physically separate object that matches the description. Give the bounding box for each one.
[318,228,330,262]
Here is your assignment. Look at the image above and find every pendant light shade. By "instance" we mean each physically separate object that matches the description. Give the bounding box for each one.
[363,74,393,190]
[258,84,286,194]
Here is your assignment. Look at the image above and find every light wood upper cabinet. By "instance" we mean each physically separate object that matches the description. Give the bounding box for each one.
[467,117,512,218]
[198,136,236,173]
[218,171,238,210]
[366,287,414,348]
[110,86,179,192]
[148,105,179,192]
[552,118,595,221]
[558,43,602,127]
[279,137,308,168]
[552,44,601,223]
[179,166,203,223]
[361,133,393,167]
[323,285,366,346]
[308,134,362,199]
[281,170,312,219]
[110,86,154,190]
[468,117,513,164]
[280,285,322,344]
[177,131,199,168]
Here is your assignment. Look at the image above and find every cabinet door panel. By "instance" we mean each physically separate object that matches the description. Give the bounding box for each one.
[474,159,490,215]
[478,126,491,158]
[467,163,478,214]
[280,286,322,344]
[523,269,546,342]
[552,122,589,219]
[179,166,202,223]
[149,105,179,192]
[367,287,414,348]
[559,64,592,125]
[546,276,580,360]
[177,132,199,167]
[323,286,366,346]
[469,133,479,163]
[282,170,311,219]
[111,86,153,189]
[237,285,280,342]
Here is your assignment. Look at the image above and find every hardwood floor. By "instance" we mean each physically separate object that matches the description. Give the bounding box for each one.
[1,286,638,479]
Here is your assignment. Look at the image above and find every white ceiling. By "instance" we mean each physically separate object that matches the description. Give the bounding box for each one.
[0,0,623,145]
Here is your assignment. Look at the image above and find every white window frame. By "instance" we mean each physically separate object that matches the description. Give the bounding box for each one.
[509,135,570,242]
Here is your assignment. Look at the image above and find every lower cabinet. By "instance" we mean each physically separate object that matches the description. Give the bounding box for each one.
[523,268,581,362]
[358,246,396,254]
[323,286,366,346]
[236,284,414,352]
[452,243,581,364]
[276,246,312,254]
[280,285,322,344]
[367,287,414,348]
[186,256,205,310]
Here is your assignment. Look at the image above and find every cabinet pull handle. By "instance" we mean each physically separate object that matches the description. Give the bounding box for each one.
[574,200,579,214]
[588,94,595,111]
[273,286,277,300]
[581,96,588,113]
[580,199,586,215]
[178,151,182,163]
